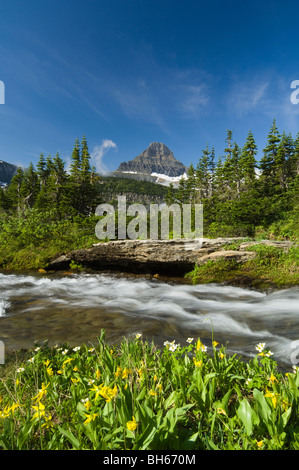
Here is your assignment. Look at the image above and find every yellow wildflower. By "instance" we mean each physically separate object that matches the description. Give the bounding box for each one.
[84,412,98,426]
[10,402,21,415]
[32,383,50,403]
[269,373,278,384]
[219,352,225,359]
[0,405,11,418]
[115,366,122,378]
[193,357,203,367]
[282,399,291,411]
[126,416,137,431]
[217,407,227,415]
[256,440,263,449]
[89,384,101,400]
[149,389,157,396]
[41,415,54,428]
[95,369,101,379]
[63,357,74,366]
[71,377,80,383]
[196,340,207,352]
[264,389,278,409]
[212,341,219,347]
[98,385,118,402]
[47,367,53,376]
[44,359,50,367]
[31,401,46,420]
[73,366,79,372]
[82,399,92,411]
[122,367,132,379]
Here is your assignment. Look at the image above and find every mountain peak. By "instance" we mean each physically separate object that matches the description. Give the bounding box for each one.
[117,142,186,177]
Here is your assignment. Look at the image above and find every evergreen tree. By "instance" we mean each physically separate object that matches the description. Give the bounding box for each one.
[220,130,236,194]
[240,130,258,187]
[68,136,98,214]
[69,138,81,182]
[259,119,280,195]
[230,142,242,198]
[185,163,197,203]
[49,152,69,213]
[68,138,82,213]
[165,182,175,206]
[79,135,94,214]
[275,132,294,191]
[0,186,8,212]
[196,145,210,200]
[20,162,39,208]
[177,177,188,206]
[293,133,299,176]
[36,153,48,187]
[213,156,225,199]
[6,167,24,211]
[208,147,216,198]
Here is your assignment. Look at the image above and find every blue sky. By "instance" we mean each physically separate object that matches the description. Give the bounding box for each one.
[1,0,299,173]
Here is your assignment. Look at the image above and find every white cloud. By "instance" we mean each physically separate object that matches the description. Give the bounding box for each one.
[227,79,270,116]
[90,139,118,174]
[178,84,210,117]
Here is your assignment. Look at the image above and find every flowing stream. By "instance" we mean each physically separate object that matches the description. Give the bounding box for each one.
[0,271,299,369]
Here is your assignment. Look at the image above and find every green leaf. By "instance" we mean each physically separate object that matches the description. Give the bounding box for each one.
[182,432,199,450]
[206,438,220,450]
[237,399,254,435]
[58,426,81,450]
[222,389,233,409]
[253,388,276,435]
[0,437,12,450]
[16,420,36,450]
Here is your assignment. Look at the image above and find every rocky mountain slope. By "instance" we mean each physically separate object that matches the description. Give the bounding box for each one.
[0,160,18,186]
[113,142,187,185]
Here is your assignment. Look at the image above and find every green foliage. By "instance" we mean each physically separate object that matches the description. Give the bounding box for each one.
[164,121,299,240]
[187,244,299,288]
[0,208,99,270]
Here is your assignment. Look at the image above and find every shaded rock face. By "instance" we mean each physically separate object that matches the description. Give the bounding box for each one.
[0,160,18,184]
[117,142,187,177]
[46,238,268,277]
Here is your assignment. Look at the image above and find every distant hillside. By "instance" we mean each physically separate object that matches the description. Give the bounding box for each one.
[0,160,19,186]
[96,175,172,206]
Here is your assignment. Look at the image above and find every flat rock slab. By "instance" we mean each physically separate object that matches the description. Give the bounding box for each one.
[46,238,293,277]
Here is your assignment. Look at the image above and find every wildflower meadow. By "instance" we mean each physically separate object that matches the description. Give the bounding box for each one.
[0,330,299,450]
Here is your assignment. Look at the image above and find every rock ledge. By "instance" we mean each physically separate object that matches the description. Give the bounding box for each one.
[46,238,294,276]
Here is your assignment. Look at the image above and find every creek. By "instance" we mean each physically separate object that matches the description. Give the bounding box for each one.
[0,271,298,369]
